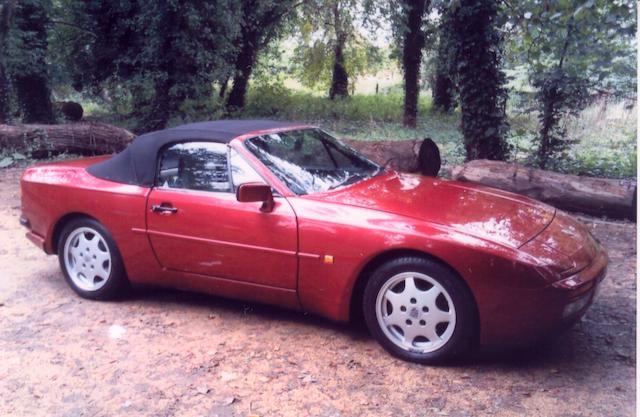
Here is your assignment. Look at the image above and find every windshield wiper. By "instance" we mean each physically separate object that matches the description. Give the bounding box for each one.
[329,173,367,190]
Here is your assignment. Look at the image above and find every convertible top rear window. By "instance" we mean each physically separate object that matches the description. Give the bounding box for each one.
[244,129,381,195]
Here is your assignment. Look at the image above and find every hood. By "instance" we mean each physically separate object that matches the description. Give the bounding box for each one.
[308,172,556,248]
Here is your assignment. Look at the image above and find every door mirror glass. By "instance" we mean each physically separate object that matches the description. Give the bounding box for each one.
[236,182,274,212]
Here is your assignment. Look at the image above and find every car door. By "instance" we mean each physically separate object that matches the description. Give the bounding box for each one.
[146,141,298,289]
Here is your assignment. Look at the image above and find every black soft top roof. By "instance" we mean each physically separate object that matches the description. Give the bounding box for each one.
[87,119,307,187]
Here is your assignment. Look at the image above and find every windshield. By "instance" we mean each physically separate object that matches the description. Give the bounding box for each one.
[243,128,382,195]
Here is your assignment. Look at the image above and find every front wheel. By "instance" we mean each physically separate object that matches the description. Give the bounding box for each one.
[363,257,477,364]
[58,218,129,300]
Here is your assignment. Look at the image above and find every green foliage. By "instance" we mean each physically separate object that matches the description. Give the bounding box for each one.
[242,85,432,123]
[506,0,636,168]
[507,0,636,93]
[294,32,383,92]
[6,0,55,123]
[6,0,50,78]
[293,0,375,98]
[224,0,300,110]
[364,0,433,127]
[243,81,293,117]
[0,0,16,123]
[52,0,240,131]
[532,68,590,168]
[449,0,510,161]
[509,99,636,179]
[238,85,635,178]
[431,7,456,112]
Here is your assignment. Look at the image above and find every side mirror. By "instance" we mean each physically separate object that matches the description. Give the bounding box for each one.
[236,182,274,212]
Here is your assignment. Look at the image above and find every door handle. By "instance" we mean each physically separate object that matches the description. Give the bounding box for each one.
[151,204,178,214]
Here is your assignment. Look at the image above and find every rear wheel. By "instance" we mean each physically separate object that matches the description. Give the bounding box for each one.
[57,218,128,300]
[363,256,476,364]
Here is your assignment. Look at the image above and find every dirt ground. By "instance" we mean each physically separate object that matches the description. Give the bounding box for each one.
[0,166,636,417]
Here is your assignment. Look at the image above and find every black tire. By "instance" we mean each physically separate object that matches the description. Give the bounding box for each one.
[57,217,129,300]
[362,256,477,364]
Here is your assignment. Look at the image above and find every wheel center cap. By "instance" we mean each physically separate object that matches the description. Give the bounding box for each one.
[409,307,419,319]
[84,255,91,262]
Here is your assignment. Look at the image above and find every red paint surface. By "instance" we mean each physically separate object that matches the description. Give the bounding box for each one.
[20,129,608,347]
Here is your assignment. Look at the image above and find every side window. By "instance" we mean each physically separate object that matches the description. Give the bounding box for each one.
[230,149,265,188]
[157,142,230,192]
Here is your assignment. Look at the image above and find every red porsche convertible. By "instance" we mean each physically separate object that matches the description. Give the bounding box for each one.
[20,120,607,363]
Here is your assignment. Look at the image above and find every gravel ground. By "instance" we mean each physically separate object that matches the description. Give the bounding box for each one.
[0,167,636,417]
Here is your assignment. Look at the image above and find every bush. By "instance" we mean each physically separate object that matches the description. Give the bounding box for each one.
[532,69,590,169]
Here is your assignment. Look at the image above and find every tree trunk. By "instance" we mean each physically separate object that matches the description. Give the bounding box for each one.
[451,159,636,220]
[14,75,55,124]
[0,122,135,157]
[329,34,349,99]
[401,0,428,127]
[135,76,174,132]
[432,10,456,113]
[537,96,557,169]
[0,59,8,124]
[0,0,16,124]
[329,3,349,100]
[226,30,258,111]
[432,71,455,112]
[452,0,509,161]
[12,0,55,124]
[219,75,230,99]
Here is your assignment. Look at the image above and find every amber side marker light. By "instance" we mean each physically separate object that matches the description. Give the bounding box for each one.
[323,255,334,264]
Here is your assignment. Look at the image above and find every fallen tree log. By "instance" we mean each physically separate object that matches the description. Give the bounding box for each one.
[0,122,135,158]
[451,159,636,220]
[343,138,441,176]
[343,139,635,220]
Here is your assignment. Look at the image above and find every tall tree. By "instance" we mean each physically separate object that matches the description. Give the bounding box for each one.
[432,7,456,113]
[135,1,238,131]
[7,0,55,123]
[295,0,380,96]
[0,0,16,123]
[225,0,300,111]
[507,0,636,168]
[296,0,361,100]
[367,0,431,126]
[328,0,350,99]
[56,0,240,132]
[450,0,509,161]
[400,0,429,127]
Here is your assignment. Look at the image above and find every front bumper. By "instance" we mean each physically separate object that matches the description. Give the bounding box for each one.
[554,249,608,321]
[480,248,608,347]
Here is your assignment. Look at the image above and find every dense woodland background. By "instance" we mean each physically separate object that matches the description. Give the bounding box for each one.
[0,0,636,179]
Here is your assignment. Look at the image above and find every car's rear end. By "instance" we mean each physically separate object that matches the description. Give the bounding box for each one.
[20,157,109,253]
[20,157,151,263]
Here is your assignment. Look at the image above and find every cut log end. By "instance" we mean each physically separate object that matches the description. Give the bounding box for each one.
[417,138,441,177]
[343,137,441,176]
